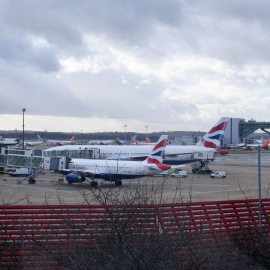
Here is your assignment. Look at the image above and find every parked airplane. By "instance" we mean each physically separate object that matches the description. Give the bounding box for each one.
[88,135,137,145]
[242,138,270,150]
[131,136,155,145]
[114,135,137,145]
[44,136,76,146]
[45,117,229,168]
[0,135,21,147]
[88,139,115,145]
[25,134,45,146]
[63,135,171,186]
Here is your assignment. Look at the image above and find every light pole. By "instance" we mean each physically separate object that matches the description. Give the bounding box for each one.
[124,125,127,140]
[145,125,148,138]
[258,146,262,251]
[22,108,26,149]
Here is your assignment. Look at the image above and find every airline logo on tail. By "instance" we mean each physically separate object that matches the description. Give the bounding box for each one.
[197,117,229,149]
[131,136,137,144]
[261,138,270,149]
[146,135,171,171]
[15,135,22,143]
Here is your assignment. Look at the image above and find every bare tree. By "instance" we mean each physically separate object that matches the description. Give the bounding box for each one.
[1,179,270,269]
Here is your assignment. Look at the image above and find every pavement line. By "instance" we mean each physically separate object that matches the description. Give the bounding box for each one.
[0,182,73,193]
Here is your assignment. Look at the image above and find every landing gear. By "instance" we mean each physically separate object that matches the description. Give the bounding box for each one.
[115,180,122,186]
[28,177,36,184]
[90,181,98,187]
[90,176,98,187]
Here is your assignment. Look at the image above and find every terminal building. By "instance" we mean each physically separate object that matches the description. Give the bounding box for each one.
[169,118,270,147]
[223,118,270,147]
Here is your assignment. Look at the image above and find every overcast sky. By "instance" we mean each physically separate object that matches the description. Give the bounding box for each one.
[1,0,270,134]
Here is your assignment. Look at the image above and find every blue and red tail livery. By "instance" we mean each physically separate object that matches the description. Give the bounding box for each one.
[146,135,171,170]
[196,117,229,149]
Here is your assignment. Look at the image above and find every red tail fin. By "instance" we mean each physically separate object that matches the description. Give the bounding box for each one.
[70,136,75,141]
[261,138,270,149]
[131,136,136,144]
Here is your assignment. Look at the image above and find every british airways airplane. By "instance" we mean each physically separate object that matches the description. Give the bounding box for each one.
[44,117,229,166]
[63,135,171,186]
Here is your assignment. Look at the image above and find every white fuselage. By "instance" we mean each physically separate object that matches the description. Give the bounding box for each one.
[69,159,161,178]
[45,144,216,165]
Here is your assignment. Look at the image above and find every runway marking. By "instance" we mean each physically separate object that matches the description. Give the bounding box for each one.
[0,183,73,193]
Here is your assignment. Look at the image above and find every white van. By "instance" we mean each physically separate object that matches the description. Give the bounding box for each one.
[210,171,226,179]
[9,168,30,177]
[171,171,187,178]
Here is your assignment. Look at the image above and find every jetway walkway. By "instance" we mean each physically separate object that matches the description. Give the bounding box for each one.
[0,154,43,169]
[0,147,44,169]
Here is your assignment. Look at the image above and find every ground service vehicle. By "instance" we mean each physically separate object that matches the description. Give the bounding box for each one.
[9,168,30,177]
[191,162,212,174]
[171,171,187,178]
[210,171,226,178]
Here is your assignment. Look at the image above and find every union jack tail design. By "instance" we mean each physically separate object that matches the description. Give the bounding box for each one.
[196,117,229,148]
[146,135,171,171]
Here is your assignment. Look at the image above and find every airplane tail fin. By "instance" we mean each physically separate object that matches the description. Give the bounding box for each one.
[196,117,229,148]
[15,135,22,143]
[146,137,152,144]
[42,137,48,145]
[37,134,42,141]
[70,136,75,141]
[145,135,170,171]
[261,138,270,149]
[131,136,137,144]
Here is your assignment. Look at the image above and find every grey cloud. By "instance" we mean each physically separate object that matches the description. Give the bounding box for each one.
[0,28,60,72]
[0,64,90,117]
[1,0,270,131]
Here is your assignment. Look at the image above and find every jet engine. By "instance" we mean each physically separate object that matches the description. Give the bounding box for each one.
[66,173,85,184]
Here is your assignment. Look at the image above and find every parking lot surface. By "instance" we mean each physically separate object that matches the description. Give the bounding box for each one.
[0,151,269,205]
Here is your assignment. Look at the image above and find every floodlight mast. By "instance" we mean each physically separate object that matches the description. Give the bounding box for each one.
[22,108,26,149]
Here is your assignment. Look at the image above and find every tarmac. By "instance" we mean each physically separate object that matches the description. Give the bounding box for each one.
[0,150,270,205]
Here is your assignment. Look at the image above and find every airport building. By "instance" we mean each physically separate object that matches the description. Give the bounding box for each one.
[169,118,270,147]
[223,118,270,147]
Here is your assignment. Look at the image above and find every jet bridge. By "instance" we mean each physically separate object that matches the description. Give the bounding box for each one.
[239,120,270,138]
[44,147,100,160]
[43,156,70,171]
[0,152,43,169]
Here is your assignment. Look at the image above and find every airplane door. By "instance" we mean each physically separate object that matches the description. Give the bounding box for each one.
[84,148,100,159]
[94,149,100,159]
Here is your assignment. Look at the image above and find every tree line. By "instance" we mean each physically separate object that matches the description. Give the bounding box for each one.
[0,130,205,142]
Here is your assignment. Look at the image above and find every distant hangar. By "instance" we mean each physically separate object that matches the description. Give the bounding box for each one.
[223,118,270,146]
